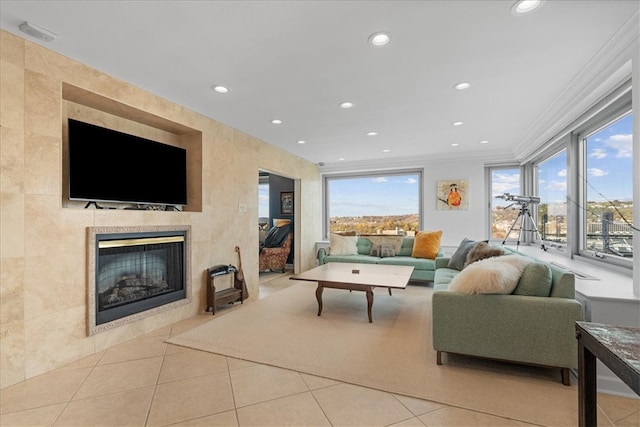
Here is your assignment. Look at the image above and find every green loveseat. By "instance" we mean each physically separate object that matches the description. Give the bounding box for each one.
[431,246,583,385]
[318,236,442,282]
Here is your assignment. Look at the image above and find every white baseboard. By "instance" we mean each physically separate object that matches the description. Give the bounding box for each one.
[597,368,639,399]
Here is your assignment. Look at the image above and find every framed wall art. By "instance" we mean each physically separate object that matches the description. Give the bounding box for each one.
[437,179,468,210]
[280,191,293,214]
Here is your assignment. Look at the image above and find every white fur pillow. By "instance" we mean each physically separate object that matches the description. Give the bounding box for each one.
[329,233,358,255]
[448,255,532,295]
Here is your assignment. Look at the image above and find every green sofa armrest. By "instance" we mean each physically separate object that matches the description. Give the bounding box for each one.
[435,257,450,269]
[317,247,328,264]
[432,292,583,369]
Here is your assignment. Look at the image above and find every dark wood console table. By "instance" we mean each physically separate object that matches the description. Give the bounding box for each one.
[575,322,640,427]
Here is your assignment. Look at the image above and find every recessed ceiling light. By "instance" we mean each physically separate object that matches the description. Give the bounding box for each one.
[382,149,390,153]
[511,0,544,15]
[211,85,229,93]
[452,121,464,126]
[339,101,354,109]
[480,140,489,144]
[451,143,459,147]
[453,82,471,90]
[271,119,283,125]
[297,140,306,144]
[368,32,391,47]
[339,158,345,161]
[366,131,378,136]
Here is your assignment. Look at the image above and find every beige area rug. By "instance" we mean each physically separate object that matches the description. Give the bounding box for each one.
[167,282,579,426]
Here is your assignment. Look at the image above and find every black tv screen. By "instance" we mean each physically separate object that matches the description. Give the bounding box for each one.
[68,119,187,206]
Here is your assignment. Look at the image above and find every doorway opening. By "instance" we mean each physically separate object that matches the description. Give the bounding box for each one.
[258,171,295,275]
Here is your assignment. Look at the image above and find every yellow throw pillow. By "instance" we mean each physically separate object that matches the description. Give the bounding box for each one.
[275,219,292,228]
[411,230,443,259]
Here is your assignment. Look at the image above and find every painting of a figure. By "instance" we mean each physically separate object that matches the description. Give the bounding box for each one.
[437,179,468,210]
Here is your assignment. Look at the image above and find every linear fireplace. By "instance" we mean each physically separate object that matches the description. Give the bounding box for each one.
[87,226,191,335]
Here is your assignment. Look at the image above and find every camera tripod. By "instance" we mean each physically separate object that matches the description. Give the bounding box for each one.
[501,202,547,251]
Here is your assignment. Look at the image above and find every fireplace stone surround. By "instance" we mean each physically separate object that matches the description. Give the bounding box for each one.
[87,225,191,335]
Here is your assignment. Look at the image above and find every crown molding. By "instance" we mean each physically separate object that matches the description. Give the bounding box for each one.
[512,11,639,162]
[318,147,515,174]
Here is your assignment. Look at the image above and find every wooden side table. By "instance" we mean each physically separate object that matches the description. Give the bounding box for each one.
[575,322,640,427]
[206,265,248,314]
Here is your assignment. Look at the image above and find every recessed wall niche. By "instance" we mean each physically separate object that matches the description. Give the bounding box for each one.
[61,83,203,212]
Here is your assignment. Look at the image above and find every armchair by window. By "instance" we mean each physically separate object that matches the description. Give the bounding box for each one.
[259,232,292,272]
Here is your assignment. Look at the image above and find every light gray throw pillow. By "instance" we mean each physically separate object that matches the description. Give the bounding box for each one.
[447,238,478,270]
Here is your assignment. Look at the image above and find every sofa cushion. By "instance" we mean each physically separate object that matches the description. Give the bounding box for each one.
[447,238,481,270]
[433,283,449,291]
[324,254,380,264]
[377,256,435,271]
[329,233,358,255]
[513,262,553,297]
[357,238,373,255]
[411,230,442,259]
[448,255,532,295]
[398,237,415,256]
[465,242,505,267]
[434,267,459,285]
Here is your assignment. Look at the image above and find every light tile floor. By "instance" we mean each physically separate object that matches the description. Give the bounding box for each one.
[1,271,638,427]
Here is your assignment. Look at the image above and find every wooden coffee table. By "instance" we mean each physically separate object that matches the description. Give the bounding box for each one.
[290,262,414,323]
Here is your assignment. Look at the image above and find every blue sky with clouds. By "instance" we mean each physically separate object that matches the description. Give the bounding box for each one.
[328,174,420,217]
[494,113,633,205]
[584,113,633,202]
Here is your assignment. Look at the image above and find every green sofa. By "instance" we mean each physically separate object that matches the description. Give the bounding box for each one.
[317,236,442,282]
[431,246,583,385]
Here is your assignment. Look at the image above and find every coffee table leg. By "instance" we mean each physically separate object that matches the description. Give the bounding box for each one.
[366,288,373,323]
[316,283,324,317]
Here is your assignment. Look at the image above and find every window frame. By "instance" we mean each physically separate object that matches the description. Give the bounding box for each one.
[575,105,633,269]
[322,169,424,239]
[487,82,633,270]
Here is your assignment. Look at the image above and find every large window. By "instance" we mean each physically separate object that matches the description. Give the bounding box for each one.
[536,149,568,246]
[324,170,422,237]
[580,112,633,260]
[489,167,521,241]
[486,83,633,269]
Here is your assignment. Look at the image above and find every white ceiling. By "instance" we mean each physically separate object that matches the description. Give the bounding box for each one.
[1,1,638,168]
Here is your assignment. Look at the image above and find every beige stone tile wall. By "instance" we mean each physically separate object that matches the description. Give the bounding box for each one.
[0,29,321,389]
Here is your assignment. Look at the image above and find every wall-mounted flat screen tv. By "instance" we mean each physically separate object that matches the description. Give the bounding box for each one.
[68,119,187,206]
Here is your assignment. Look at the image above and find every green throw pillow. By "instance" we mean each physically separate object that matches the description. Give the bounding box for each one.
[513,262,553,297]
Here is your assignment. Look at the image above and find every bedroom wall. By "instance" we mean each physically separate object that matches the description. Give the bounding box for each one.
[0,29,322,389]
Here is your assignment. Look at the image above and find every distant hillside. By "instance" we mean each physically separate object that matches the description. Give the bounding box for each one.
[330,214,419,235]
